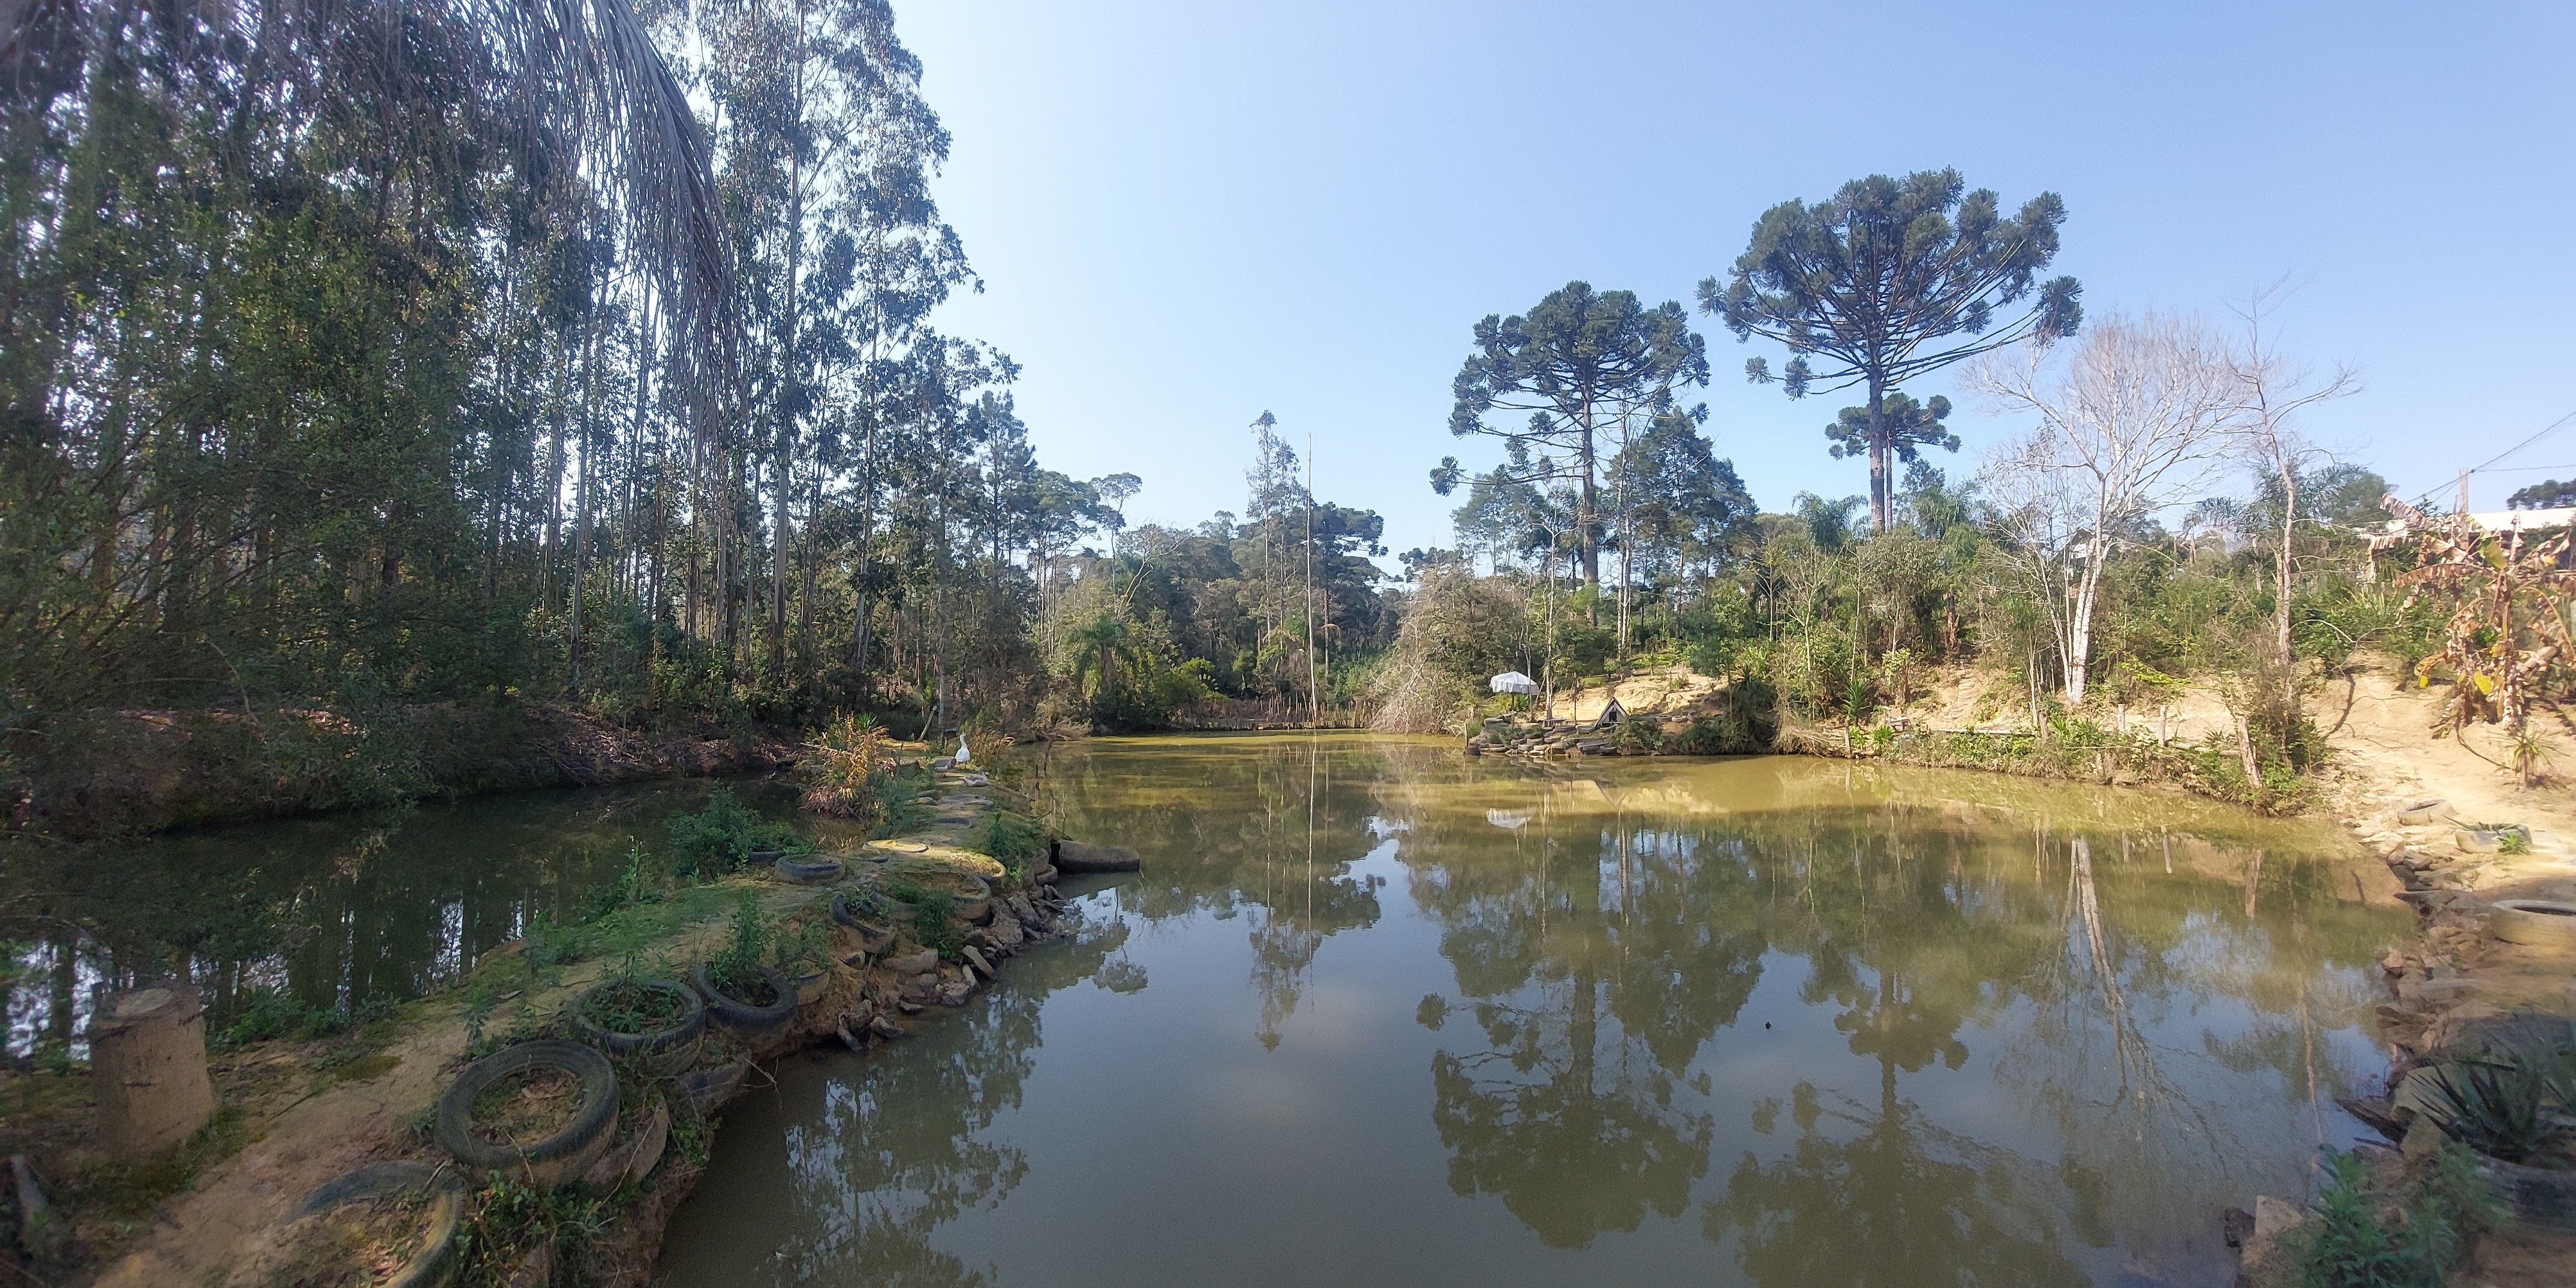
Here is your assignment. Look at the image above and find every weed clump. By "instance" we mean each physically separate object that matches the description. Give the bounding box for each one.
[2297,1143,2499,1288]
[664,788,802,875]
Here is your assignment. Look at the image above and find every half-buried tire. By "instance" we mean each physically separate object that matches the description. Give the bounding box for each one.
[2490,899,2576,953]
[690,962,799,1033]
[571,978,705,1072]
[281,1161,465,1288]
[435,1040,619,1186]
[774,854,845,884]
[831,893,901,955]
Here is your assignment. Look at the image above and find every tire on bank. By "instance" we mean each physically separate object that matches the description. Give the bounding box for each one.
[247,1161,466,1288]
[434,1039,621,1187]
[690,962,798,1035]
[831,892,902,955]
[775,854,845,884]
[2488,898,2576,953]
[570,978,705,1073]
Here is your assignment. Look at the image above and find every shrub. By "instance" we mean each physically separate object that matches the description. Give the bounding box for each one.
[2418,1025,2576,1164]
[2298,1143,2499,1288]
[801,712,893,821]
[664,787,799,875]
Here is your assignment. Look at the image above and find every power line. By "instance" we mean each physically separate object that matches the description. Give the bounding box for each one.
[2471,407,2576,474]
[2405,407,2576,509]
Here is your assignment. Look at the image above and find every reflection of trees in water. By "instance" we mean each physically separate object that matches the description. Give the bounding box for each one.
[1994,829,2391,1278]
[755,914,1130,1288]
[1409,798,1768,1248]
[1039,736,1385,1049]
[970,741,2401,1279]
[1712,1077,2088,1288]
[1385,763,2397,1275]
[0,778,791,1046]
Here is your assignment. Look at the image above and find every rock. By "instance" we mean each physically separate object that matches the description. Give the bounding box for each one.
[937,981,972,1006]
[1054,841,1143,874]
[11,1154,67,1260]
[1007,893,1039,923]
[895,999,923,1014]
[2419,977,2481,1001]
[2221,1205,2256,1248]
[886,948,940,976]
[869,1014,907,1040]
[1032,864,1058,883]
[2402,1114,2448,1161]
[505,1238,555,1288]
[961,945,995,978]
[987,916,1025,949]
[2238,1195,2309,1272]
[837,1019,865,1053]
[2336,1096,2406,1142]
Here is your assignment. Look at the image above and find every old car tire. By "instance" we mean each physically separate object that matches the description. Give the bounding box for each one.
[289,1161,466,1288]
[774,854,845,883]
[434,1040,619,1183]
[570,979,705,1063]
[689,963,798,1031]
[2488,899,2576,953]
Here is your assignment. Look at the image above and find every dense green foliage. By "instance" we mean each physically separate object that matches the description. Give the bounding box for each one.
[0,0,2525,845]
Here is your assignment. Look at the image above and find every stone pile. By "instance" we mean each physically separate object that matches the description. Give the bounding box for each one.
[1464,718,1614,759]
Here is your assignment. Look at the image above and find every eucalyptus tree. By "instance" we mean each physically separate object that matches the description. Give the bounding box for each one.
[1704,169,2081,532]
[1436,282,1710,588]
[1610,408,1755,589]
[0,0,736,732]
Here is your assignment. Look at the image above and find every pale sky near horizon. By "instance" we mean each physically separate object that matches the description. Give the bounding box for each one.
[896,0,2576,567]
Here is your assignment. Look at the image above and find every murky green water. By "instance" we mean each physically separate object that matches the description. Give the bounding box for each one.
[657,735,2402,1288]
[3,776,805,1053]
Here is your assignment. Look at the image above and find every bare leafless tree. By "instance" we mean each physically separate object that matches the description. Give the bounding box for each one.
[1971,312,2241,705]
[2225,283,2360,675]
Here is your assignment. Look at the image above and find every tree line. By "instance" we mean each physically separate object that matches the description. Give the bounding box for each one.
[2,0,2551,825]
[1379,169,2559,801]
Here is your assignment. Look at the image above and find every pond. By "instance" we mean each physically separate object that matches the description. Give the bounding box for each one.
[655,734,2403,1288]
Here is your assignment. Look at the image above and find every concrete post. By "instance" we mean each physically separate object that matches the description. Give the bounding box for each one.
[89,985,216,1157]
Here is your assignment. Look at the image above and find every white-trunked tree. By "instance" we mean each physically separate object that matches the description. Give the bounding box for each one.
[1971,312,2241,708]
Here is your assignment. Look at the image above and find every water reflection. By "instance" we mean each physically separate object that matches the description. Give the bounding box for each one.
[1,777,801,1052]
[661,737,2402,1287]
[659,915,1133,1287]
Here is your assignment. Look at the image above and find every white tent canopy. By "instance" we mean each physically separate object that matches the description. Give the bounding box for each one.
[1489,671,1539,695]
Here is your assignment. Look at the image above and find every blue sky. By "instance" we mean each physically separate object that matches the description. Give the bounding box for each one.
[899,1,2576,564]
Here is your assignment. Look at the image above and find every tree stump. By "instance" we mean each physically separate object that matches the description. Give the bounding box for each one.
[89,985,215,1157]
